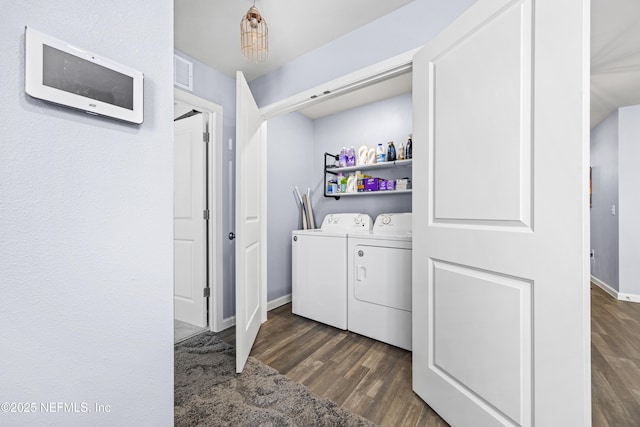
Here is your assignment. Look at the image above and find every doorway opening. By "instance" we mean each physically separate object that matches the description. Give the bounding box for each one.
[174,89,225,342]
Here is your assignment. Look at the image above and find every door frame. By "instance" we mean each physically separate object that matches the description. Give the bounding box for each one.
[174,88,225,332]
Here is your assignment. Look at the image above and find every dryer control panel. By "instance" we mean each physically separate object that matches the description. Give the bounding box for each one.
[373,213,412,234]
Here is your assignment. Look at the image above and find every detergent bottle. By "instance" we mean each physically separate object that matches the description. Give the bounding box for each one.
[376,143,386,163]
[387,141,397,161]
[405,135,412,159]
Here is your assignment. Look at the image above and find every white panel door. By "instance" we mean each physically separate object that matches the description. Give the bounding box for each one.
[412,0,590,426]
[174,113,207,327]
[235,71,265,373]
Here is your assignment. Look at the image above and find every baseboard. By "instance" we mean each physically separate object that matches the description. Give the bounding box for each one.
[591,275,640,303]
[267,294,292,311]
[216,315,235,332]
[618,292,640,303]
[211,295,292,332]
[591,276,618,299]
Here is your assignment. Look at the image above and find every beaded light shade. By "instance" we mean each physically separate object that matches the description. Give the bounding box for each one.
[240,5,268,63]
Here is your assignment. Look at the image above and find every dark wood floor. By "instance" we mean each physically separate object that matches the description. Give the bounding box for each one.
[591,284,640,426]
[218,284,640,426]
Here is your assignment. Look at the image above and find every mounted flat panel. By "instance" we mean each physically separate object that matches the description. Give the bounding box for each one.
[25,27,144,124]
[431,3,532,229]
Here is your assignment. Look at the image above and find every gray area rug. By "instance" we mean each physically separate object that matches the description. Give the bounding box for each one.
[175,332,377,426]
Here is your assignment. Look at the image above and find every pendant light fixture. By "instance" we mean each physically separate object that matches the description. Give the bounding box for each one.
[240,2,268,63]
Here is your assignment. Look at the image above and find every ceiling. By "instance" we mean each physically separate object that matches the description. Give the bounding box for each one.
[174,0,414,82]
[591,0,640,127]
[175,0,640,127]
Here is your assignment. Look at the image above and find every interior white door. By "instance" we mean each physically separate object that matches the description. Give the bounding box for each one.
[174,112,207,328]
[235,71,265,373]
[412,0,590,426]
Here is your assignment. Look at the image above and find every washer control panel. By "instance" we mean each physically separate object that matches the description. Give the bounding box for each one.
[321,213,373,232]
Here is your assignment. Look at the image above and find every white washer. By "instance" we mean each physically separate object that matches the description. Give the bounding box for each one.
[292,213,373,329]
[347,213,412,350]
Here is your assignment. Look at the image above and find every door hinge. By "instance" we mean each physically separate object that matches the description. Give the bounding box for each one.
[203,209,210,220]
[203,132,210,143]
[203,287,210,298]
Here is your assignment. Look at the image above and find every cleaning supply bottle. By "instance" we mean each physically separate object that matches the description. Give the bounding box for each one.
[376,143,386,163]
[355,171,364,192]
[405,135,412,159]
[387,141,397,161]
[398,142,405,160]
[340,174,348,193]
[358,145,368,165]
[347,146,356,167]
[346,173,357,193]
[339,147,347,167]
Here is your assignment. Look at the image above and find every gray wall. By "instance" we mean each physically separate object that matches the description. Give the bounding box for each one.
[249,0,477,107]
[590,103,640,297]
[266,94,413,302]
[619,104,640,296]
[590,110,620,290]
[312,93,413,222]
[267,113,315,301]
[1,2,174,425]
[173,49,237,319]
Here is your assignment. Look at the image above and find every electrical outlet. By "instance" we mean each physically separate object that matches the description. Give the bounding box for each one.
[611,205,616,216]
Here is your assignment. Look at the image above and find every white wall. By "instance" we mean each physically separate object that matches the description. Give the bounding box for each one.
[0,3,174,426]
[619,104,640,296]
[590,110,619,290]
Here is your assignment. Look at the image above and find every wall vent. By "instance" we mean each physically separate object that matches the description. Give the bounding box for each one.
[174,55,193,91]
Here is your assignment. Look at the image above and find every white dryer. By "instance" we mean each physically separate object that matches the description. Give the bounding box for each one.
[347,213,412,350]
[292,213,373,329]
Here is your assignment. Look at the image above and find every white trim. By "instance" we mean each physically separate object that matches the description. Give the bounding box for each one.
[174,88,226,333]
[267,294,292,311]
[590,275,617,299]
[261,122,269,324]
[591,275,640,303]
[219,316,235,331]
[259,48,419,120]
[618,292,640,304]
[215,295,291,332]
